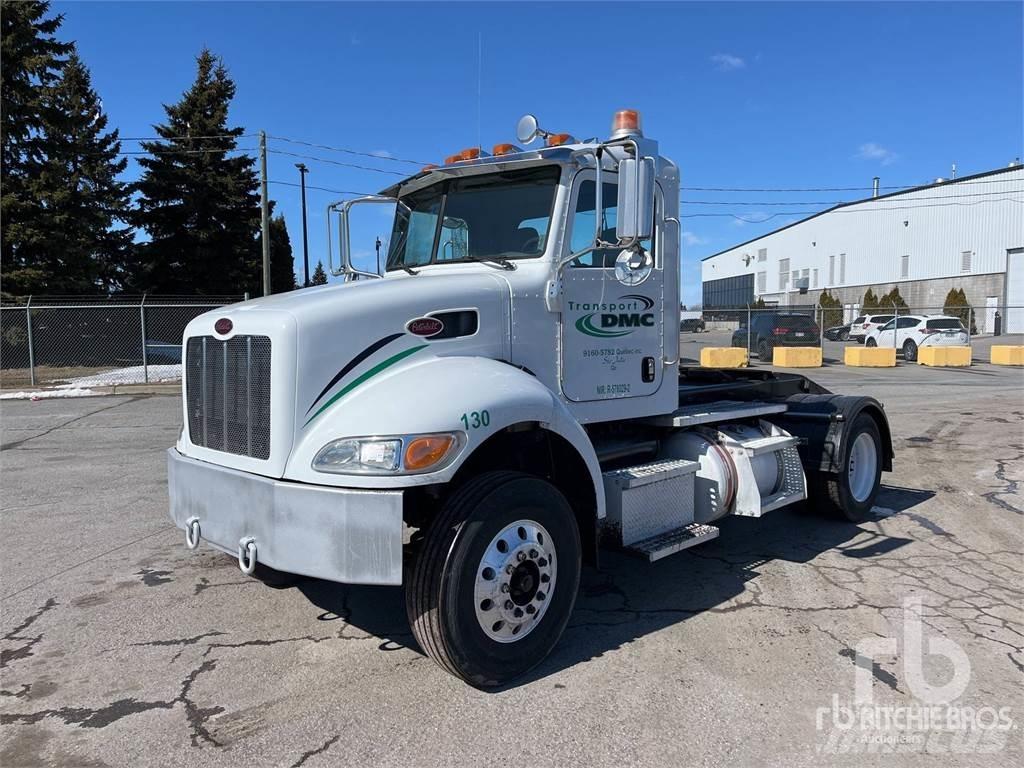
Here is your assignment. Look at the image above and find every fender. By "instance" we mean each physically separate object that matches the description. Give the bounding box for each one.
[285,356,606,516]
[776,393,895,475]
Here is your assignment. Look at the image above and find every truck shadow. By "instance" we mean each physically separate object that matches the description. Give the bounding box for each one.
[297,484,933,690]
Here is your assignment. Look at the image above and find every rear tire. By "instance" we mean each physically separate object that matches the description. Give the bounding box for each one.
[758,340,772,361]
[808,413,883,523]
[406,471,581,688]
[839,329,850,342]
[865,337,877,348]
[903,340,918,362]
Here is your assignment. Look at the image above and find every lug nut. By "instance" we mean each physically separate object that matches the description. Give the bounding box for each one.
[514,608,524,618]
[506,564,515,574]
[505,600,514,611]
[525,605,536,615]
[529,549,538,559]
[500,583,509,593]
[517,552,526,562]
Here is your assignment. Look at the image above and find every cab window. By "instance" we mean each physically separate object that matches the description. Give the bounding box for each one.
[569,180,654,267]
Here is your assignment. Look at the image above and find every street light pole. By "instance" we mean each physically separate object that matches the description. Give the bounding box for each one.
[295,163,310,287]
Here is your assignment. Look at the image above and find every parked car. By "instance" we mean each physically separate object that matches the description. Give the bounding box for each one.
[731,312,821,360]
[824,324,852,341]
[680,317,706,332]
[849,314,896,344]
[865,315,968,361]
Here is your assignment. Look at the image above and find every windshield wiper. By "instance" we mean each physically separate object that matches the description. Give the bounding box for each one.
[463,254,517,271]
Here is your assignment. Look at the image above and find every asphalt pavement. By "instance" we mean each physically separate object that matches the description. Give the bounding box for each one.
[1,352,1022,767]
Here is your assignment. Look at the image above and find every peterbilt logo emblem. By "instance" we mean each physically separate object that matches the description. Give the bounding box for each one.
[214,318,233,335]
[406,317,444,337]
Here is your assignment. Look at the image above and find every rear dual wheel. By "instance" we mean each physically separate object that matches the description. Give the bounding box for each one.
[406,471,581,688]
[809,413,883,522]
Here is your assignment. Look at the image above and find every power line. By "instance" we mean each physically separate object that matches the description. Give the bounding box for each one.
[117,133,259,141]
[681,189,1023,206]
[266,148,407,176]
[269,179,374,196]
[111,147,257,156]
[266,134,430,167]
[679,197,1024,219]
[681,177,1022,192]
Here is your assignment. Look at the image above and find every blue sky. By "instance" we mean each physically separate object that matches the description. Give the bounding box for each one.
[56,1,1023,304]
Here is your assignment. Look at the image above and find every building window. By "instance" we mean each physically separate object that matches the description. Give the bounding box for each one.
[828,255,835,285]
[757,271,767,293]
[900,254,909,279]
[702,273,755,309]
[779,258,790,291]
[839,253,846,284]
[813,268,819,288]
[961,250,972,272]
[758,248,767,262]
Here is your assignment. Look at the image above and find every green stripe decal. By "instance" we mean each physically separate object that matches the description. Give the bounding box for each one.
[303,345,427,427]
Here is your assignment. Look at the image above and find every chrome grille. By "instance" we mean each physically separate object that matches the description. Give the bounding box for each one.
[185,335,271,459]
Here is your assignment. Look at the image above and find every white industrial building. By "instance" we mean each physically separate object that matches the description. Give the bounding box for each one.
[701,164,1024,333]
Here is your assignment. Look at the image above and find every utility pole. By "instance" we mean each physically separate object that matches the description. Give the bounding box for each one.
[295,163,310,286]
[259,130,271,296]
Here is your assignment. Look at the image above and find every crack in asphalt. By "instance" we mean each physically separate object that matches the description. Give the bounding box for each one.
[290,734,340,768]
[1,598,59,669]
[981,444,1023,515]
[0,397,142,451]
[1,659,223,747]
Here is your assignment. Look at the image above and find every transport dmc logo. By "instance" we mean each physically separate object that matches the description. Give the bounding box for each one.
[815,597,1015,755]
[571,294,655,338]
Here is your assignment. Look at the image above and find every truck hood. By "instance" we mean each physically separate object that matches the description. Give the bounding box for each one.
[182,272,511,477]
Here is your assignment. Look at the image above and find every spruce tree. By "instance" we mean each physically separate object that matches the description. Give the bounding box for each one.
[1,0,73,294]
[310,261,328,285]
[131,49,259,294]
[268,213,297,293]
[19,53,133,293]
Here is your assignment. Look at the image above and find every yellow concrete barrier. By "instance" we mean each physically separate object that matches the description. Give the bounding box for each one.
[772,347,822,367]
[845,347,897,367]
[918,346,972,367]
[700,347,748,368]
[990,345,1024,366]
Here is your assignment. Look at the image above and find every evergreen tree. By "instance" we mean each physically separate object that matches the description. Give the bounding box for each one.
[131,49,259,294]
[1,0,73,293]
[878,287,908,309]
[310,261,328,285]
[862,288,879,311]
[13,53,134,293]
[818,289,843,328]
[943,287,976,334]
[268,213,297,293]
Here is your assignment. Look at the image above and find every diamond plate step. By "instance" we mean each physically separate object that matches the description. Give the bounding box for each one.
[625,523,720,562]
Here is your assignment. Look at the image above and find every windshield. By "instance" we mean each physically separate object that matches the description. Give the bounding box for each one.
[386,166,561,271]
[927,318,965,330]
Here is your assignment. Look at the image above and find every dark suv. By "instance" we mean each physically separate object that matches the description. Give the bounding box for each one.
[731,312,821,360]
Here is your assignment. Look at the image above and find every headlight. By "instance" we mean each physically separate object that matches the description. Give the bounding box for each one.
[313,433,461,475]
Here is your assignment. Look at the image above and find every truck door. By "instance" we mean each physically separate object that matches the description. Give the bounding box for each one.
[560,171,664,402]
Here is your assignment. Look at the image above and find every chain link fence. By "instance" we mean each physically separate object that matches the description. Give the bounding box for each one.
[0,295,244,391]
[688,302,1024,361]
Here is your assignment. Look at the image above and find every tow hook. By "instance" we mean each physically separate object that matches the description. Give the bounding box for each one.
[184,517,201,550]
[237,536,258,575]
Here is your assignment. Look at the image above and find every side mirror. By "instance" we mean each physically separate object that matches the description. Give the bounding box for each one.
[616,156,655,241]
[516,114,540,144]
[327,196,401,280]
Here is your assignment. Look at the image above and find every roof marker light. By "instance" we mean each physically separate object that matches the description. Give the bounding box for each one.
[545,133,576,147]
[492,143,521,156]
[421,163,439,172]
[459,147,484,161]
[444,153,463,165]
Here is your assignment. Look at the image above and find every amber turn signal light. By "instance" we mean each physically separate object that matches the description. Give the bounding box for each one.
[404,435,457,471]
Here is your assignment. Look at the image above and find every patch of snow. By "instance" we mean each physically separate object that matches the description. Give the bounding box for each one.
[0,388,99,400]
[58,364,182,388]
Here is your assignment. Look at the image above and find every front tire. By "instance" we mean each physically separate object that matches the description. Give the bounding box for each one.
[406,471,581,688]
[809,413,883,522]
[758,339,772,361]
[865,337,877,348]
[839,329,850,341]
[903,339,918,362]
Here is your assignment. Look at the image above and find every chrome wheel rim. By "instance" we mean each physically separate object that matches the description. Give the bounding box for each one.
[848,432,878,503]
[474,520,556,643]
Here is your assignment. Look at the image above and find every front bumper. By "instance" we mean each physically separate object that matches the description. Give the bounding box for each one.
[167,449,404,585]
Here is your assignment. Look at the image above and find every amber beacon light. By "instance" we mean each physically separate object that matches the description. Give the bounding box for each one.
[611,109,643,138]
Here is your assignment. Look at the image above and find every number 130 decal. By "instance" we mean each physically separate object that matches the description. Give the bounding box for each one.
[460,410,490,430]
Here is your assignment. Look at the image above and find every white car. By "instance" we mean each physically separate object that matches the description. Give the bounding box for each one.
[865,315,968,361]
[849,313,896,343]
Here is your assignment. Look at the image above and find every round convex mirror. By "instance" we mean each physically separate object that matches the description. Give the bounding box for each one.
[516,114,539,144]
[614,248,653,286]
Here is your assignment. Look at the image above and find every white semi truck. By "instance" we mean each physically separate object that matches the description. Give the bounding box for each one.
[169,110,893,687]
